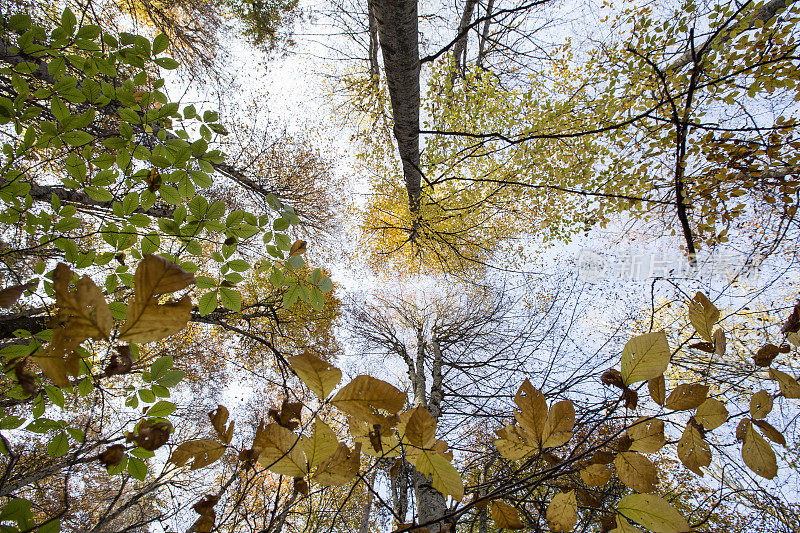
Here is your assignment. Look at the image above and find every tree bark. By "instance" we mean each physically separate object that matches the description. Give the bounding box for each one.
[369,0,423,226]
[368,1,380,91]
[358,467,378,533]
[476,0,494,70]
[452,0,479,78]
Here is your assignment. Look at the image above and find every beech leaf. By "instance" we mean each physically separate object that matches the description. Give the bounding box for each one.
[620,332,670,385]
[618,494,690,533]
[546,490,577,532]
[287,352,342,400]
[492,500,524,530]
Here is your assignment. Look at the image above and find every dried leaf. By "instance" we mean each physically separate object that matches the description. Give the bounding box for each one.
[694,398,728,431]
[677,422,711,476]
[192,494,218,533]
[781,300,800,334]
[293,476,309,496]
[742,423,777,479]
[350,417,401,458]
[287,352,342,400]
[735,419,750,441]
[289,240,307,256]
[713,328,726,357]
[253,422,307,477]
[622,388,638,410]
[601,368,625,388]
[104,346,133,377]
[752,420,786,446]
[303,417,338,468]
[546,490,577,532]
[331,375,406,424]
[269,398,303,430]
[665,383,708,411]
[749,390,773,419]
[618,494,690,533]
[753,344,779,367]
[494,424,537,461]
[0,281,35,308]
[209,405,234,444]
[98,444,126,467]
[580,463,612,487]
[620,332,671,385]
[398,406,437,449]
[542,400,575,448]
[492,500,524,530]
[513,378,548,442]
[648,374,665,406]
[312,442,361,486]
[134,420,171,451]
[627,417,665,453]
[615,451,658,493]
[610,515,641,533]
[688,342,715,353]
[688,292,719,342]
[171,439,226,470]
[120,255,194,343]
[769,368,800,398]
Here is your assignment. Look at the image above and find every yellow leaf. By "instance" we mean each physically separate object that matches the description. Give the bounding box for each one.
[349,417,401,458]
[627,417,665,453]
[665,383,708,411]
[331,375,406,424]
[287,352,342,400]
[648,374,665,406]
[546,490,577,532]
[398,406,437,448]
[513,378,547,442]
[618,494,690,533]
[749,390,773,419]
[742,423,777,479]
[688,292,719,342]
[542,400,574,448]
[409,448,464,501]
[171,439,226,470]
[313,442,361,486]
[769,368,800,398]
[580,463,612,487]
[611,515,641,533]
[677,423,711,476]
[694,398,728,431]
[253,422,307,477]
[492,500,524,530]
[303,417,339,468]
[120,256,194,343]
[620,332,670,385]
[209,405,234,444]
[615,451,658,493]
[493,424,537,460]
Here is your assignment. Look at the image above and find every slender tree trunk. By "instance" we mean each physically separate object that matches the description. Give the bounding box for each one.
[359,467,378,533]
[476,0,494,70]
[368,1,380,91]
[452,0,478,79]
[368,0,423,229]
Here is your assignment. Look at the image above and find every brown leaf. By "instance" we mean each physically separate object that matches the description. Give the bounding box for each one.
[171,439,226,470]
[209,405,234,444]
[749,390,773,419]
[287,352,342,400]
[735,419,750,441]
[713,328,726,358]
[615,451,659,493]
[120,255,194,343]
[688,342,715,353]
[289,240,307,256]
[134,420,171,451]
[0,281,35,308]
[753,344,780,367]
[492,500,524,530]
[665,383,708,411]
[627,417,665,453]
[269,398,303,431]
[580,463,612,487]
[781,300,800,334]
[751,419,786,447]
[769,368,800,398]
[33,264,112,386]
[677,422,711,476]
[601,368,625,389]
[742,422,777,479]
[13,360,36,397]
[191,494,218,533]
[648,374,665,406]
[622,388,638,410]
[98,444,126,467]
[293,476,309,496]
[104,345,133,377]
[590,450,615,465]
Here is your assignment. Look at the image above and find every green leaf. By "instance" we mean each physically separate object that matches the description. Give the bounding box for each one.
[227,259,249,272]
[44,385,64,408]
[198,290,217,316]
[153,33,170,55]
[47,432,69,457]
[154,57,179,69]
[157,370,186,388]
[127,456,147,480]
[146,400,176,418]
[219,288,241,312]
[150,356,173,381]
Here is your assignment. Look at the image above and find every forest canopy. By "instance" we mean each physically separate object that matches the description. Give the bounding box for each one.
[0,0,799,532]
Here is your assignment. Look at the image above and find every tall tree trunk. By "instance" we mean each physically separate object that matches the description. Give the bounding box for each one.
[368,1,380,91]
[359,467,378,533]
[368,0,423,231]
[476,0,494,70]
[451,0,478,79]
